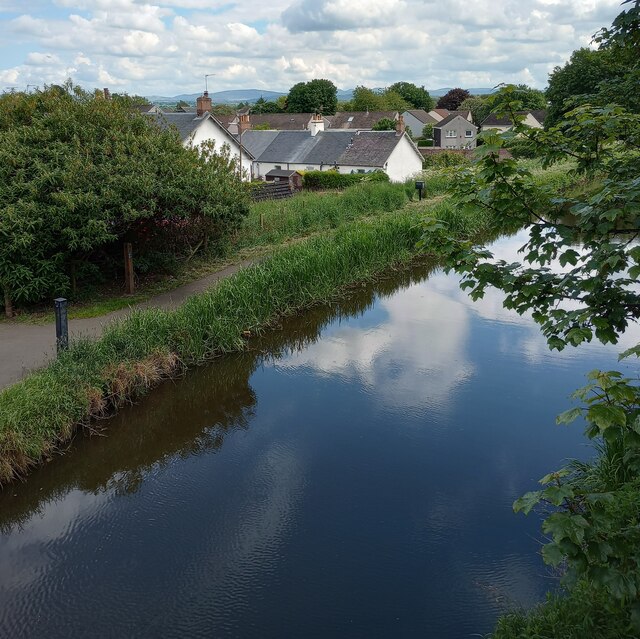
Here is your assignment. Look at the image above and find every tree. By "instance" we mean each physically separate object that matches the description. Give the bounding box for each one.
[111,93,151,107]
[422,90,640,628]
[459,96,491,126]
[251,97,284,114]
[436,88,470,111]
[286,79,337,114]
[372,117,397,131]
[176,99,190,110]
[421,123,433,139]
[545,48,616,126]
[380,89,410,112]
[492,84,546,111]
[388,82,435,111]
[0,84,249,313]
[350,85,386,111]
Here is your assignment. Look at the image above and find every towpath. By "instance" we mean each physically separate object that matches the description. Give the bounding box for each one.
[0,259,255,391]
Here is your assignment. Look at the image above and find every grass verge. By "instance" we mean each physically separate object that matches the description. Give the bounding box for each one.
[0,201,494,484]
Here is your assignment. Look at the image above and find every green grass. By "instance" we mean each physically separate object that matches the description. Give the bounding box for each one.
[492,582,635,639]
[238,181,409,248]
[0,201,496,483]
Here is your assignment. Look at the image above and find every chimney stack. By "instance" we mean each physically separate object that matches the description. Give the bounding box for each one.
[196,90,212,117]
[395,114,405,136]
[238,113,251,134]
[103,87,111,100]
[309,113,325,137]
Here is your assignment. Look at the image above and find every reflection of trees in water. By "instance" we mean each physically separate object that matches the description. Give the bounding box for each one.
[0,258,434,532]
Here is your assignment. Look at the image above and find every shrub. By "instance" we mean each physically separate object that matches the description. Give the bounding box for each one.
[302,170,389,190]
[0,84,248,311]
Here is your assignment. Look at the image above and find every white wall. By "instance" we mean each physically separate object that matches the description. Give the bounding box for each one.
[385,136,423,182]
[188,119,254,181]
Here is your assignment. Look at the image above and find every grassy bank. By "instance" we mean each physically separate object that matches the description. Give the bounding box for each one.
[4,181,413,324]
[0,201,494,484]
[237,181,409,248]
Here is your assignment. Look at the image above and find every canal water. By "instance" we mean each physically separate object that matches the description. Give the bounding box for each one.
[1,231,637,638]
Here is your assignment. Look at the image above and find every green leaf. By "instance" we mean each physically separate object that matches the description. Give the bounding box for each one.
[556,407,582,425]
[542,542,565,566]
[587,404,627,430]
[513,490,542,514]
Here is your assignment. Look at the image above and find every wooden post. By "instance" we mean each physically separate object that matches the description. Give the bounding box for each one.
[3,288,14,318]
[124,242,135,294]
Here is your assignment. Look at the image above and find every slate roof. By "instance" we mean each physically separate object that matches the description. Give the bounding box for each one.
[339,132,407,166]
[434,111,475,128]
[326,111,398,130]
[146,112,209,139]
[250,113,316,130]
[246,130,415,168]
[241,130,281,158]
[145,112,255,158]
[404,109,437,124]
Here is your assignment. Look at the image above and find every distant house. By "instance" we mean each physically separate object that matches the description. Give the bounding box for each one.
[133,104,162,114]
[326,111,399,130]
[224,112,330,134]
[146,92,254,180]
[480,110,547,133]
[429,109,450,122]
[402,109,439,138]
[242,115,423,183]
[433,111,477,149]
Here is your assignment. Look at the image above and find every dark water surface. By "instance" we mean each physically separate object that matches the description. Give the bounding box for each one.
[1,232,638,638]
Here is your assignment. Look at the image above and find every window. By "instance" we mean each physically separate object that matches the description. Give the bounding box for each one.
[357,169,365,174]
[348,116,354,122]
[465,130,473,138]
[306,166,315,171]
[445,130,456,138]
[275,165,282,170]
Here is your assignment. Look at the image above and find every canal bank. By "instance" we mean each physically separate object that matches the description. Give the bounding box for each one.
[0,232,634,638]
[0,201,494,484]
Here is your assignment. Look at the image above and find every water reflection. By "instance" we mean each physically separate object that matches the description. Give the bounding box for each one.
[0,248,633,639]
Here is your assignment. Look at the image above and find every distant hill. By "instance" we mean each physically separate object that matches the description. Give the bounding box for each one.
[146,89,287,105]
[430,87,496,97]
[145,87,496,106]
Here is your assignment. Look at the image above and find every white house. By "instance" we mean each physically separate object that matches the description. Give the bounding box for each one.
[241,115,423,183]
[146,92,254,181]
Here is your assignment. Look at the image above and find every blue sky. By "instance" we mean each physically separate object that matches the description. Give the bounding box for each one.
[0,0,624,96]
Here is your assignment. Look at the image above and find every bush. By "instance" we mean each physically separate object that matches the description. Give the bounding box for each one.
[0,84,248,311]
[302,170,389,190]
[417,139,433,147]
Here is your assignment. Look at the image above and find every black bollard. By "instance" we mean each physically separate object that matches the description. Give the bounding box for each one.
[54,298,69,353]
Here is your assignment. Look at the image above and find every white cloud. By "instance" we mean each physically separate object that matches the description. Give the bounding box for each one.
[0,0,624,95]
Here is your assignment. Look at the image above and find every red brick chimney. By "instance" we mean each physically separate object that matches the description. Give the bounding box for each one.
[238,113,251,134]
[196,91,212,117]
[103,87,111,100]
[395,114,405,136]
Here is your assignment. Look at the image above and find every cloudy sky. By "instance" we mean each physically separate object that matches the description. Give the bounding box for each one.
[0,0,623,97]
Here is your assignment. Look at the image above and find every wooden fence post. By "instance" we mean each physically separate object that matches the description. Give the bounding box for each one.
[124,242,135,294]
